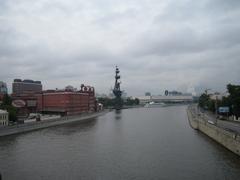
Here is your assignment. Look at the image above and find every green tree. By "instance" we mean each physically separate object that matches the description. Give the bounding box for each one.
[198,93,216,112]
[207,99,215,112]
[134,98,139,105]
[97,97,139,108]
[198,93,210,109]
[0,94,17,122]
[227,84,240,118]
[97,97,115,108]
[2,93,12,105]
[124,98,140,106]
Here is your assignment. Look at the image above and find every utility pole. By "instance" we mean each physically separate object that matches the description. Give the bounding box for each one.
[215,95,218,124]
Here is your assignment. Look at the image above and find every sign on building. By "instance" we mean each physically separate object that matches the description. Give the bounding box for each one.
[12,100,26,108]
[165,90,168,96]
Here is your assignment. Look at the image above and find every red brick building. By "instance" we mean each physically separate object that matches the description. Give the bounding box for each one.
[11,92,39,117]
[11,84,97,116]
[79,84,96,112]
[37,91,90,115]
[37,85,97,115]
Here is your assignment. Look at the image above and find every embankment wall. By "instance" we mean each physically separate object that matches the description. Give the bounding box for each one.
[0,111,108,137]
[187,106,240,156]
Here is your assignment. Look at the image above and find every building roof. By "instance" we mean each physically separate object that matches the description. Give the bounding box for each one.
[0,109,8,113]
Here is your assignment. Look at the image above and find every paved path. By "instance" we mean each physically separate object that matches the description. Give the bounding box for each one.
[191,104,240,134]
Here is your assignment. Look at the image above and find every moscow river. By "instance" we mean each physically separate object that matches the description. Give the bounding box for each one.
[1,105,240,180]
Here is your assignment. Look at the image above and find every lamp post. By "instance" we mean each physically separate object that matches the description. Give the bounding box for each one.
[215,95,218,124]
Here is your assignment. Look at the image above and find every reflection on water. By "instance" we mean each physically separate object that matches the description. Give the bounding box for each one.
[0,135,18,152]
[46,118,97,136]
[114,109,122,120]
[0,105,240,180]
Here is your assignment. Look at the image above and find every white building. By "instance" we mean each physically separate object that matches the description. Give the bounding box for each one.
[209,92,229,101]
[151,95,193,102]
[138,96,151,105]
[0,109,9,126]
[138,95,193,105]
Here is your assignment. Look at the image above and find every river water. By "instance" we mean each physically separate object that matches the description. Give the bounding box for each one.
[0,105,240,180]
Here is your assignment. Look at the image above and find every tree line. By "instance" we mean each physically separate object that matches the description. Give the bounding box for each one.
[97,97,140,108]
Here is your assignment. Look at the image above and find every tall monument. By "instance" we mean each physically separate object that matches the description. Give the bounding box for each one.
[113,66,122,109]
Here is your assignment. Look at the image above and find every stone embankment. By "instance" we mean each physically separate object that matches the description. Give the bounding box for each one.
[187,105,240,156]
[0,110,108,137]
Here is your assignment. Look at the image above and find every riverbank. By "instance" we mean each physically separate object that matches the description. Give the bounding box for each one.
[0,110,109,137]
[187,104,240,156]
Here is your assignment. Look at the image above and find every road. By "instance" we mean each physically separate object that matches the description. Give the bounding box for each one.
[191,104,240,134]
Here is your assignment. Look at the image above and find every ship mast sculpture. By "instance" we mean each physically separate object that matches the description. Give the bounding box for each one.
[113,66,123,109]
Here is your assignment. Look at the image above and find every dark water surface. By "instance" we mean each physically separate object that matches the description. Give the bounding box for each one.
[1,105,240,180]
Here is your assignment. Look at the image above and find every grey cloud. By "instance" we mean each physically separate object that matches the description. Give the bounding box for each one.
[130,19,240,57]
[207,0,240,12]
[0,0,240,95]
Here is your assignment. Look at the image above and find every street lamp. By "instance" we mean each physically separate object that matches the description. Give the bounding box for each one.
[215,95,218,124]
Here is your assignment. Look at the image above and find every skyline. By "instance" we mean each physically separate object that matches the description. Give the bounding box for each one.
[1,0,240,96]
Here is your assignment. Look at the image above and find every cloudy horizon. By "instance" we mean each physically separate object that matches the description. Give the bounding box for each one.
[1,0,240,96]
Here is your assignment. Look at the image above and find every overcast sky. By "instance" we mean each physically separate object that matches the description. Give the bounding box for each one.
[1,0,240,96]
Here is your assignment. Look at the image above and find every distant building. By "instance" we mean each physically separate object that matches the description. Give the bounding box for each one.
[65,85,75,91]
[37,84,97,115]
[138,96,151,105]
[167,90,182,96]
[209,92,229,101]
[138,95,193,105]
[12,79,42,95]
[0,109,8,126]
[37,92,90,115]
[0,81,8,103]
[145,92,151,96]
[0,81,8,94]
[11,81,97,117]
[151,95,193,103]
